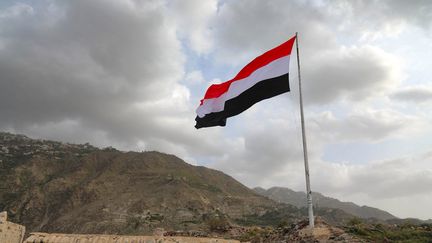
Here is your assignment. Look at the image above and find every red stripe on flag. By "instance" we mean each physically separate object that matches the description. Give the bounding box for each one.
[201,36,296,102]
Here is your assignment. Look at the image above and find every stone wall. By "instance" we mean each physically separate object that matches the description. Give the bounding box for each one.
[1,211,240,243]
[0,211,26,243]
[25,233,240,243]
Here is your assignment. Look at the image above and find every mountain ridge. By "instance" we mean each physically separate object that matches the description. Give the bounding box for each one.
[0,131,307,234]
[4,131,428,240]
[253,186,396,221]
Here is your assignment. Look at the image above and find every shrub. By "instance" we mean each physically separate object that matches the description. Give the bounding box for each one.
[348,217,363,226]
[206,217,230,232]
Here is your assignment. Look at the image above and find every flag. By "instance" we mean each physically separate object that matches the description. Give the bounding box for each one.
[195,35,296,129]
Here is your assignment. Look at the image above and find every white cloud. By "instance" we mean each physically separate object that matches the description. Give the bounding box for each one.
[391,85,432,103]
[211,1,404,106]
[310,151,432,219]
[326,0,432,40]
[309,108,424,143]
[212,0,335,65]
[303,45,403,105]
[183,70,205,85]
[168,0,217,54]
[0,2,33,18]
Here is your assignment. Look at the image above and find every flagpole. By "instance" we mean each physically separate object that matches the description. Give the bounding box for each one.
[295,32,314,228]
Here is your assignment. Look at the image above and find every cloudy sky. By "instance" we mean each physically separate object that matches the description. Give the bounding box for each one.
[1,0,431,220]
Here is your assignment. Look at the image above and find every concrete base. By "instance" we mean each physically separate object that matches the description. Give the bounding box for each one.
[299,226,331,238]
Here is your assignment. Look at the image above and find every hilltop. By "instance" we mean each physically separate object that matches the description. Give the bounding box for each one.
[0,132,306,235]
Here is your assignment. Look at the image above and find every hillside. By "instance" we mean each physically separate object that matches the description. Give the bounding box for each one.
[2,131,431,242]
[254,187,396,221]
[1,132,311,235]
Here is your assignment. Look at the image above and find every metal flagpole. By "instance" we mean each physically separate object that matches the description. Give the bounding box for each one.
[295,32,314,228]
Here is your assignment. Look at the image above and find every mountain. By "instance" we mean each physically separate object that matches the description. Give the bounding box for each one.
[1,132,318,235]
[253,187,396,221]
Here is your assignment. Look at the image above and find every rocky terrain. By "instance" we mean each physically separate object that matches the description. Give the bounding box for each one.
[0,132,308,235]
[1,131,431,242]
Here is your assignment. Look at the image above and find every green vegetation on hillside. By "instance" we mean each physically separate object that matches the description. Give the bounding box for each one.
[346,218,432,242]
[2,131,431,242]
[0,132,284,234]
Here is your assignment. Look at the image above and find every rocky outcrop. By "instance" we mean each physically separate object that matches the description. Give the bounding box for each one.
[0,132,284,234]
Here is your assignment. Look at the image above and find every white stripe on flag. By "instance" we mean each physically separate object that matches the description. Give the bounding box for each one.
[197,55,290,117]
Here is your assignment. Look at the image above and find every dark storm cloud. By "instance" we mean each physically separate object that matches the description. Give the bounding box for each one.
[0,0,189,147]
[0,0,237,161]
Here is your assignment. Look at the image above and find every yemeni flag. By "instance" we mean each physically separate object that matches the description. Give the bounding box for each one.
[195,35,296,129]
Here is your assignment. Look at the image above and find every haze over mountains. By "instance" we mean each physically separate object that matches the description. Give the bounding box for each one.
[1,131,426,236]
[253,187,395,220]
